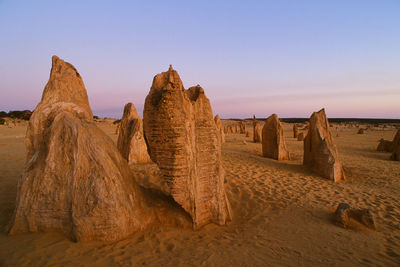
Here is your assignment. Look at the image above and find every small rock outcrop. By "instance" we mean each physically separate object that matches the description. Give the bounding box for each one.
[143,66,231,228]
[303,109,345,182]
[117,103,152,165]
[262,114,290,160]
[214,115,225,144]
[8,56,151,242]
[335,203,376,230]
[357,128,365,134]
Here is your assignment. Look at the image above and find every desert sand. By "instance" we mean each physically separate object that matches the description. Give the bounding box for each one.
[0,120,400,266]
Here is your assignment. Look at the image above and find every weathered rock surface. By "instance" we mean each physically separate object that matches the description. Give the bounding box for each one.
[303,109,345,182]
[143,66,231,228]
[214,115,225,144]
[293,124,299,138]
[335,203,376,230]
[8,56,148,242]
[117,103,152,165]
[377,139,393,152]
[262,114,290,160]
[357,128,365,134]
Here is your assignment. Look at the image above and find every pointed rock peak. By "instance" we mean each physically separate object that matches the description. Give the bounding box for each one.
[150,66,184,94]
[41,56,92,118]
[123,102,139,119]
[187,85,204,102]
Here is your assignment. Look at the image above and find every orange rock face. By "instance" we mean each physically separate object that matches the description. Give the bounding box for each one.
[262,114,290,160]
[8,56,151,242]
[117,103,152,165]
[143,66,231,228]
[214,115,225,144]
[303,109,345,182]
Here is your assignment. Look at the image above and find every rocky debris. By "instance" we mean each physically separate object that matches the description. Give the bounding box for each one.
[262,114,290,160]
[357,128,365,134]
[8,56,150,242]
[117,103,152,165]
[293,124,299,138]
[214,115,225,143]
[143,65,231,229]
[303,109,345,182]
[377,139,393,152]
[297,132,305,141]
[335,203,376,230]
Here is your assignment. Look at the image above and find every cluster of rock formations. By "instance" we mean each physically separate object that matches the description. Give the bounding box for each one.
[262,114,290,160]
[9,57,230,242]
[303,109,345,182]
[143,65,231,228]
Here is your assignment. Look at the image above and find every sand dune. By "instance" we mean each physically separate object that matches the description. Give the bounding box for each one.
[0,121,399,265]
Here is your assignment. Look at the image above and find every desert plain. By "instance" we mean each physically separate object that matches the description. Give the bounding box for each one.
[0,118,399,266]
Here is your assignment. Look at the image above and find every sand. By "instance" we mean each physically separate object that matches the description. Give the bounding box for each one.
[0,120,399,266]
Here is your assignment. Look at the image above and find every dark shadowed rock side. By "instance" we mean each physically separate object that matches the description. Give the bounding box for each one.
[377,139,392,152]
[391,129,400,160]
[143,66,231,229]
[117,102,152,165]
[8,57,191,242]
[303,109,345,182]
[293,124,299,138]
[262,114,290,160]
[214,115,225,144]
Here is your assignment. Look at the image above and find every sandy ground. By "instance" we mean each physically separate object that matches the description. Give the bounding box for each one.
[0,120,399,266]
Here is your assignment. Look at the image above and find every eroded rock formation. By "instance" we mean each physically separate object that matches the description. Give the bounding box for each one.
[254,123,262,143]
[8,56,150,242]
[303,109,345,182]
[117,103,152,165]
[143,66,231,228]
[262,114,290,160]
[214,115,225,144]
[335,203,376,230]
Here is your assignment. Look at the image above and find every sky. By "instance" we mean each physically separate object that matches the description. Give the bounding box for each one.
[0,0,399,119]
